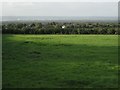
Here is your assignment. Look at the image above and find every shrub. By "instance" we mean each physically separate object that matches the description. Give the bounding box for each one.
[2,22,119,34]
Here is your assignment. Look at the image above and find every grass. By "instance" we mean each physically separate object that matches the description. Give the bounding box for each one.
[2,35,119,88]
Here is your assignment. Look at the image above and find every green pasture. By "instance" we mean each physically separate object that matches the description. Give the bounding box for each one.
[2,35,119,88]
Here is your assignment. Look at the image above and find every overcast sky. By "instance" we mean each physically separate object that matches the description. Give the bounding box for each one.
[1,0,118,17]
[1,0,119,2]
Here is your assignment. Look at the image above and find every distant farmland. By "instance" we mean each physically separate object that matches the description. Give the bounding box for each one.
[3,35,118,88]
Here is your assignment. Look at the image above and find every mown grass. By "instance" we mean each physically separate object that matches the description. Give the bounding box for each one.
[2,35,119,88]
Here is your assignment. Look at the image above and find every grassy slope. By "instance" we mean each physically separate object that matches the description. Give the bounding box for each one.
[3,35,118,88]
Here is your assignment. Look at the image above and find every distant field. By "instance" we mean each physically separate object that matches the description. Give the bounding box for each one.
[3,35,118,88]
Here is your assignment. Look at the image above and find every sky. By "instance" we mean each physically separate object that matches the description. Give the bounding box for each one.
[1,0,119,2]
[1,0,119,17]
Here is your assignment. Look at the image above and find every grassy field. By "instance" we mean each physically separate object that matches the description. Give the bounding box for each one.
[3,35,118,88]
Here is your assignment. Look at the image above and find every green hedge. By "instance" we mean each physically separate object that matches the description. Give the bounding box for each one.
[2,22,119,34]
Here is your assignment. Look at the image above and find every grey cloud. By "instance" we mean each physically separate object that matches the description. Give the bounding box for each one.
[2,2,118,17]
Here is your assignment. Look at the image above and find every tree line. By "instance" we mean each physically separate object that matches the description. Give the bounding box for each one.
[2,22,119,34]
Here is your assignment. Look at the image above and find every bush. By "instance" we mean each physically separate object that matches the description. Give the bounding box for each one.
[2,22,119,34]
